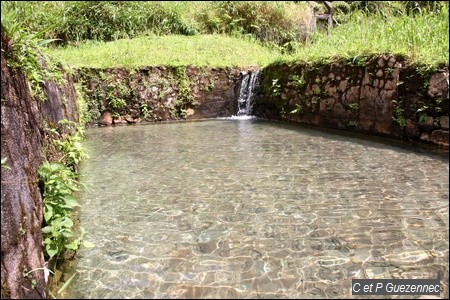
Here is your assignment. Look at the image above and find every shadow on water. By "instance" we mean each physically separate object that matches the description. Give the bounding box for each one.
[245,118,449,161]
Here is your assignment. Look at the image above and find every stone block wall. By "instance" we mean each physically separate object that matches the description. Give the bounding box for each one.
[77,66,245,126]
[255,54,449,148]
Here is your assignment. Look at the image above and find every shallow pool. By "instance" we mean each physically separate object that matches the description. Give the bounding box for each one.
[65,119,449,298]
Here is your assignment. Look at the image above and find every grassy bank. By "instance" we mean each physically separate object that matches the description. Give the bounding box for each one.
[48,5,448,69]
[286,7,449,67]
[47,34,283,68]
[1,1,311,48]
[6,1,448,68]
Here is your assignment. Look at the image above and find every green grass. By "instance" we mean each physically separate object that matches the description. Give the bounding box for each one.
[284,8,449,67]
[47,34,283,68]
[47,6,448,69]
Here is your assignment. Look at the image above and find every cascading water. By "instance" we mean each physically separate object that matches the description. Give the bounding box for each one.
[236,70,260,117]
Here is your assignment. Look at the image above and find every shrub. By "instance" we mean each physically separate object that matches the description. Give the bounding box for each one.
[196,1,314,50]
[1,9,60,99]
[1,1,197,45]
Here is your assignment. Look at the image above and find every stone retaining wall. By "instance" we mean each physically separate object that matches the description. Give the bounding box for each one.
[255,55,449,148]
[77,66,245,126]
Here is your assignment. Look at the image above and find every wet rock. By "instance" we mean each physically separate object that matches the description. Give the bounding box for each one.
[99,111,113,125]
[406,119,420,138]
[418,116,435,131]
[427,72,449,98]
[124,114,137,123]
[430,130,449,147]
[186,108,195,116]
[339,80,347,92]
[439,116,449,130]
[108,251,129,262]
[420,132,430,142]
[384,79,397,90]
[1,52,52,298]
[387,56,396,67]
[113,116,127,124]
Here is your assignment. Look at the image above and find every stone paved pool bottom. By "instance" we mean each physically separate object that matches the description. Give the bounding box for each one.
[65,119,449,299]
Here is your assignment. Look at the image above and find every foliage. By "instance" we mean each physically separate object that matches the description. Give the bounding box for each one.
[38,161,81,259]
[174,67,197,119]
[1,1,196,45]
[392,99,407,128]
[1,1,312,49]
[290,104,304,115]
[52,120,88,171]
[6,1,446,68]
[46,3,449,69]
[62,1,196,43]
[39,119,91,260]
[346,1,447,16]
[289,74,306,90]
[195,1,313,50]
[74,82,92,126]
[284,4,449,68]
[1,157,11,170]
[270,79,281,98]
[348,103,360,113]
[140,103,152,120]
[1,9,60,100]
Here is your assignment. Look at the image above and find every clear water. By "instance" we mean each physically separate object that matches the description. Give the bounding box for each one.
[66,119,449,299]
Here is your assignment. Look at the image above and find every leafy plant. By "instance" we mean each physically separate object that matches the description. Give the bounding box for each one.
[173,67,197,119]
[109,96,127,112]
[348,102,360,113]
[106,81,132,115]
[195,1,311,48]
[140,103,152,120]
[289,74,306,90]
[38,117,92,262]
[53,120,88,171]
[290,104,304,115]
[74,82,92,126]
[1,10,60,100]
[392,99,407,128]
[270,79,281,97]
[38,160,94,260]
[415,105,430,123]
[38,162,80,259]
[1,157,11,170]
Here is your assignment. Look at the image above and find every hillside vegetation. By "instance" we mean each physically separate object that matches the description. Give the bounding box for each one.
[1,1,449,68]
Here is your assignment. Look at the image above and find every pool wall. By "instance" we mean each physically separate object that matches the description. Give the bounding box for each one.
[256,54,449,148]
[77,66,249,125]
[77,56,448,148]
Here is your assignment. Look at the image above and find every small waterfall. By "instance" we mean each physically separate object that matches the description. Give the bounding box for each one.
[237,70,260,117]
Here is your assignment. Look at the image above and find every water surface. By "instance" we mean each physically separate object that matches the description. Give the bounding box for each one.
[67,119,449,299]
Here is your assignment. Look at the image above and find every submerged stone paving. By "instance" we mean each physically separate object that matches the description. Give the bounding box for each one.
[66,119,449,299]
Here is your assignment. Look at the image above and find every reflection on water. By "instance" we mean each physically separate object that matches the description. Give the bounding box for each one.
[66,119,449,299]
